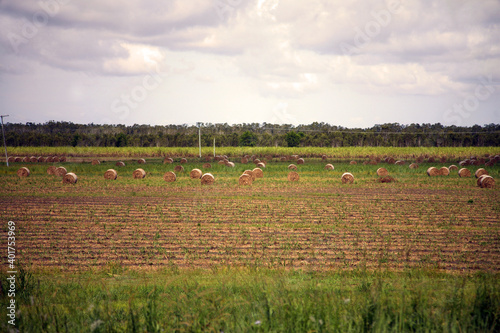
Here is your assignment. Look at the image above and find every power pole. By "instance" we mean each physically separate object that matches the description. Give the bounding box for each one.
[1,115,9,167]
[197,122,202,158]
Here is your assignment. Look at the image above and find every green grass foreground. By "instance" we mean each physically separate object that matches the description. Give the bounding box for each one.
[1,268,499,332]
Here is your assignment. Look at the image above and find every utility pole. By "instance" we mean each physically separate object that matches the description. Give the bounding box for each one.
[1,115,9,167]
[197,122,202,158]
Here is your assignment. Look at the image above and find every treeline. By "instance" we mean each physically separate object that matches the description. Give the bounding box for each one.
[4,121,500,147]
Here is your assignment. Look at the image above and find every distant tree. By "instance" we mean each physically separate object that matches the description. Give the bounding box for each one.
[285,131,301,147]
[239,131,257,147]
[71,134,81,147]
[115,133,129,147]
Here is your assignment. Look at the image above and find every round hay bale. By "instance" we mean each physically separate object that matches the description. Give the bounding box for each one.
[17,167,30,177]
[378,176,396,183]
[475,168,488,178]
[288,164,297,170]
[174,165,184,173]
[449,165,458,172]
[201,173,215,185]
[91,160,100,165]
[239,174,253,185]
[479,175,495,188]
[427,157,435,163]
[252,168,264,178]
[55,166,67,177]
[163,171,176,182]
[203,163,211,169]
[180,158,188,164]
[439,167,450,176]
[280,157,287,162]
[53,156,60,163]
[241,157,248,164]
[253,159,261,165]
[7,156,15,163]
[377,168,389,177]
[416,156,424,163]
[47,166,57,175]
[322,154,327,160]
[291,155,299,160]
[256,162,266,168]
[325,164,334,170]
[37,156,46,163]
[386,157,395,164]
[226,162,235,168]
[485,160,495,167]
[62,172,78,184]
[137,158,146,164]
[395,160,405,165]
[104,169,118,180]
[116,161,126,167]
[477,174,488,187]
[29,156,37,163]
[426,167,439,177]
[409,163,419,169]
[350,161,357,165]
[243,170,255,181]
[133,168,146,179]
[218,160,226,165]
[190,168,203,179]
[163,157,173,164]
[297,158,305,164]
[59,156,67,162]
[287,171,300,182]
[14,157,22,163]
[341,172,354,184]
[22,156,29,163]
[458,168,471,178]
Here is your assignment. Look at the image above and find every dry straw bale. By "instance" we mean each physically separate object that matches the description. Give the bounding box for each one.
[59,156,67,162]
[37,156,46,163]
[62,172,78,184]
[322,154,327,160]
[17,167,30,177]
[203,163,212,169]
[386,157,395,164]
[133,168,146,179]
[475,168,488,178]
[14,157,22,163]
[280,157,287,162]
[55,166,67,177]
[243,170,255,181]
[47,166,57,175]
[241,157,248,164]
[116,161,126,167]
[426,167,439,177]
[288,164,297,170]
[137,158,146,164]
[378,176,396,183]
[427,157,435,163]
[218,160,226,165]
[252,167,264,178]
[53,156,60,163]
[7,156,15,163]
[104,169,118,180]
[22,156,30,163]
[478,175,495,188]
[239,174,253,185]
[201,173,215,185]
[458,168,471,178]
[377,167,389,177]
[449,165,458,172]
[439,167,450,176]
[257,162,266,168]
[325,164,334,170]
[253,159,261,164]
[395,160,405,165]
[174,165,184,172]
[91,160,100,165]
[163,157,173,164]
[287,171,300,182]
[485,160,495,167]
[180,158,188,164]
[190,168,203,179]
[163,171,176,182]
[29,156,37,163]
[226,162,235,167]
[409,163,419,169]
[341,172,354,184]
[416,156,424,163]
[291,155,299,160]
[350,161,357,165]
[297,158,305,164]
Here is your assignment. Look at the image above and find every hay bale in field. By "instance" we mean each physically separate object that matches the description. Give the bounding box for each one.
[104,169,118,180]
[350,161,357,165]
[386,157,395,164]
[239,174,252,185]
[22,156,29,163]
[341,172,354,184]
[479,175,495,188]
[62,172,78,184]
[53,156,60,163]
[449,165,458,172]
[163,171,176,182]
[226,162,235,167]
[427,157,435,163]
[241,157,248,164]
[203,163,211,169]
[55,166,67,177]
[46,156,54,163]
[29,156,37,163]
[91,160,100,165]
[133,168,146,179]
[325,164,334,170]
[426,167,439,177]
[174,165,184,172]
[288,164,297,170]
[395,160,405,165]
[59,156,67,162]
[280,156,287,162]
[116,161,126,167]
[415,156,424,163]
[409,163,419,169]
[37,156,45,163]
[137,158,146,164]
[458,168,471,178]
[252,167,264,178]
[7,156,15,163]
[291,155,299,160]
[218,160,226,165]
[190,168,203,179]
[163,157,173,164]
[17,167,30,177]
[322,154,327,160]
[438,167,450,176]
[297,158,305,164]
[256,162,265,168]
[14,157,22,163]
[485,160,495,167]
[253,159,261,165]
[475,168,488,178]
[288,171,300,182]
[377,168,389,177]
[243,170,255,181]
[378,176,396,183]
[201,173,215,185]
[47,166,57,175]
[180,158,187,164]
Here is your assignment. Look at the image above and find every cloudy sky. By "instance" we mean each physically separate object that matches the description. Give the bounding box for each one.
[1,0,499,128]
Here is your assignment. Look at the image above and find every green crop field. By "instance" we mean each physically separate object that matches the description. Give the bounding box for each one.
[1,147,499,332]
